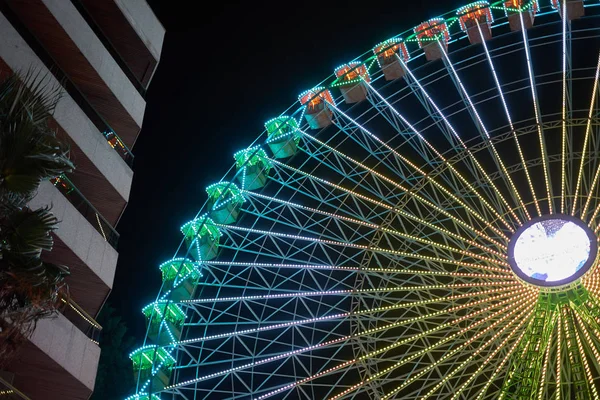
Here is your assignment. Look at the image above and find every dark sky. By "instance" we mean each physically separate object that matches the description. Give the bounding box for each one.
[109,0,463,341]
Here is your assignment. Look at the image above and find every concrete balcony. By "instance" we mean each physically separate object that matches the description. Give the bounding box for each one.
[7,313,100,399]
[0,9,132,225]
[75,0,165,89]
[114,0,164,68]
[30,181,118,317]
[3,0,145,147]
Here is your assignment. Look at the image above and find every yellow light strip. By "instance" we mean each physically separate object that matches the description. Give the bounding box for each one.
[301,128,510,239]
[456,306,534,400]
[561,8,567,214]
[329,289,534,400]
[220,221,509,268]
[577,53,600,217]
[570,309,600,400]
[520,12,553,214]
[573,308,600,400]
[245,190,506,261]
[354,286,525,349]
[584,169,600,225]
[556,308,562,400]
[474,324,529,400]
[358,288,530,357]
[537,322,554,400]
[592,207,600,232]
[382,298,536,400]
[268,157,506,250]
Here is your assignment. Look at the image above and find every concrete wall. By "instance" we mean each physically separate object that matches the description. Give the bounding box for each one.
[30,181,118,288]
[29,313,101,391]
[114,0,165,62]
[0,11,133,202]
[41,0,146,128]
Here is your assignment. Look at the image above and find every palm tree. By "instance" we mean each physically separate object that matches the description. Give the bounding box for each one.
[0,71,75,364]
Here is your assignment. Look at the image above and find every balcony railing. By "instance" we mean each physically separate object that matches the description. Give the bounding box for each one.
[50,175,119,249]
[59,297,102,344]
[0,376,31,400]
[0,1,135,167]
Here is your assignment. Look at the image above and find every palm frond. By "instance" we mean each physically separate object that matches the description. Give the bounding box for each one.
[0,70,73,206]
[0,70,72,362]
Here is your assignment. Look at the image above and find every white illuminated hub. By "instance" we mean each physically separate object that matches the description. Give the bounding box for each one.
[509,216,596,286]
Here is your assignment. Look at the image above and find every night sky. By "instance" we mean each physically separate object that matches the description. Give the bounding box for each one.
[109,0,463,341]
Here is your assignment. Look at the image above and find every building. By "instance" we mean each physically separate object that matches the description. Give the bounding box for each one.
[0,0,164,398]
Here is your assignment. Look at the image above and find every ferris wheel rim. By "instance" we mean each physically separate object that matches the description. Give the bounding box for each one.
[131,2,600,399]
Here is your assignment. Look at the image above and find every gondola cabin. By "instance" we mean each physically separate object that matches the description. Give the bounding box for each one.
[125,394,161,400]
[142,302,186,346]
[180,217,221,262]
[503,0,538,31]
[129,346,176,393]
[552,0,584,21]
[414,18,450,61]
[334,62,371,103]
[373,38,410,81]
[457,2,494,44]
[206,182,244,225]
[265,116,301,158]
[299,87,334,129]
[159,258,202,301]
[234,146,272,190]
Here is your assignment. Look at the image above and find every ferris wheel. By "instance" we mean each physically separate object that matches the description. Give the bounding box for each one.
[127,1,600,399]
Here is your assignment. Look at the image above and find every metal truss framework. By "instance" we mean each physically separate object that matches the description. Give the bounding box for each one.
[134,2,600,400]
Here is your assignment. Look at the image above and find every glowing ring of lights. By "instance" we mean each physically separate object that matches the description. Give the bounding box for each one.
[507,214,598,288]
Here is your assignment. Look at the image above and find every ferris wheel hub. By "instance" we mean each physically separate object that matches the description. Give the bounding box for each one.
[507,215,598,289]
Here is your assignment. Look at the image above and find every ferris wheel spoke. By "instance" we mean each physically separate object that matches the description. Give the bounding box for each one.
[478,19,540,219]
[241,187,506,264]
[198,261,511,282]
[166,335,351,391]
[260,288,530,400]
[214,223,507,272]
[333,288,534,399]
[577,52,600,218]
[438,50,524,225]
[301,114,510,241]
[363,79,524,229]
[520,11,553,214]
[266,157,508,248]
[378,298,536,400]
[220,285,518,374]
[555,308,563,399]
[179,278,515,312]
[498,298,557,399]
[560,306,599,399]
[399,57,518,232]
[246,181,507,259]
[184,282,520,329]
[214,236,506,279]
[573,308,600,382]
[473,322,532,400]
[535,323,555,400]
[560,3,572,215]
[440,30,528,225]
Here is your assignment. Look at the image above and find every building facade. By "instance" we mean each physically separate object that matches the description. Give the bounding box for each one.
[0,0,164,398]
